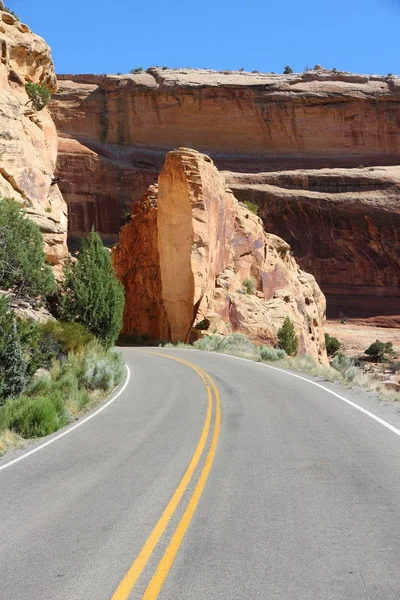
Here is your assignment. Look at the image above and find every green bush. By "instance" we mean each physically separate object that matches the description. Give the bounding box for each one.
[325,333,341,357]
[277,316,299,356]
[243,278,255,294]
[25,82,52,111]
[284,65,293,74]
[0,198,56,298]
[0,297,26,404]
[130,67,143,73]
[0,392,68,438]
[331,352,354,374]
[260,346,287,361]
[365,340,395,362]
[57,230,125,348]
[242,201,259,215]
[17,319,62,378]
[41,321,95,354]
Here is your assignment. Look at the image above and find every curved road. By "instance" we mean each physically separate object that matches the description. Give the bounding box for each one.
[1,348,400,599]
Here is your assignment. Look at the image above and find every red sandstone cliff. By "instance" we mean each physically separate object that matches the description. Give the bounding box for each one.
[0,6,68,274]
[50,68,400,316]
[113,149,327,363]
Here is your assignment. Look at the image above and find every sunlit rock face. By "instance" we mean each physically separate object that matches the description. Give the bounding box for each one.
[113,148,328,364]
[0,8,68,275]
[51,68,400,314]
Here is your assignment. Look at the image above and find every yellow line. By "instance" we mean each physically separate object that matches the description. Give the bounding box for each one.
[111,352,214,600]
[142,363,221,599]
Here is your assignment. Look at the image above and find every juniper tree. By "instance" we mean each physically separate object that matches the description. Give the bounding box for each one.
[0,198,55,299]
[277,316,299,356]
[0,296,26,404]
[59,230,124,348]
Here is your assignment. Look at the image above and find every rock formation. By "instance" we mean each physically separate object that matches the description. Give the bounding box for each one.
[0,7,68,275]
[113,149,327,363]
[226,166,400,319]
[50,68,400,316]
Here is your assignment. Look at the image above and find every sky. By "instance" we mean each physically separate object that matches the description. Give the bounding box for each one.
[10,0,400,76]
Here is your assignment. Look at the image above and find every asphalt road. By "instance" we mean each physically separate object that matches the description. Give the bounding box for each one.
[1,348,400,599]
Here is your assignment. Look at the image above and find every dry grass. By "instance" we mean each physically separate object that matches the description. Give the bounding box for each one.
[0,429,25,457]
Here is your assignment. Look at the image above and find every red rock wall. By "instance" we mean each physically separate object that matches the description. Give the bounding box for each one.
[50,69,400,314]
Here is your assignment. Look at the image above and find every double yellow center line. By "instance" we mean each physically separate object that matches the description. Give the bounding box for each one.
[111,351,221,599]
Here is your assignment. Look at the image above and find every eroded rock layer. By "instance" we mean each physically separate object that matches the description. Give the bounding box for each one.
[50,68,400,314]
[226,166,400,318]
[113,149,327,363]
[0,7,68,274]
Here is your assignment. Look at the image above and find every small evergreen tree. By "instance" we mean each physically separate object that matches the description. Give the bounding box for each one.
[325,333,341,357]
[277,316,299,356]
[284,65,293,74]
[0,198,55,298]
[0,296,26,404]
[365,340,395,362]
[25,82,52,111]
[59,230,124,348]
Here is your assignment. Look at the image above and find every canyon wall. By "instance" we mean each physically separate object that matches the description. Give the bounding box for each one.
[50,68,400,316]
[113,149,327,363]
[0,6,68,274]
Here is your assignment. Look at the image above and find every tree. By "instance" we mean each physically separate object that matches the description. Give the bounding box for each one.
[325,333,341,357]
[277,316,298,356]
[284,66,293,74]
[25,82,52,111]
[0,198,55,299]
[365,340,395,362]
[58,230,125,348]
[0,296,26,404]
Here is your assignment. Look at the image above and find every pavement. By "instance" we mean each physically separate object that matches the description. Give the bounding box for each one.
[1,347,400,599]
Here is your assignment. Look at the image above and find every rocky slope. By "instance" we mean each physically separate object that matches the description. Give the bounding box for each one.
[113,148,327,363]
[50,68,400,315]
[0,4,67,275]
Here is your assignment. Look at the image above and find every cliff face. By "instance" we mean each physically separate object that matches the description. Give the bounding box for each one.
[113,149,327,363]
[50,68,400,316]
[226,166,400,318]
[0,8,67,274]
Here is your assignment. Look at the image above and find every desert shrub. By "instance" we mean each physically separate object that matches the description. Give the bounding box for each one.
[194,332,257,357]
[277,316,298,356]
[331,352,354,375]
[41,321,95,354]
[57,230,124,348]
[260,346,287,361]
[284,65,293,74]
[17,319,63,378]
[243,278,255,294]
[0,297,26,404]
[25,374,52,397]
[242,200,259,215]
[0,392,68,437]
[0,198,55,298]
[83,358,115,392]
[130,67,143,73]
[365,340,395,362]
[25,82,52,111]
[325,333,341,357]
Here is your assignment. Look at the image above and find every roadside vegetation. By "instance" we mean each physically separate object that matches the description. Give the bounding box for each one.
[165,329,400,403]
[0,199,125,456]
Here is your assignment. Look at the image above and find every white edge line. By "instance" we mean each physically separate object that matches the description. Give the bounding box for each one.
[163,348,400,439]
[0,364,131,473]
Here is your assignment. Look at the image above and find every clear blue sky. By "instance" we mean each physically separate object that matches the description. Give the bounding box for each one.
[11,0,400,75]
